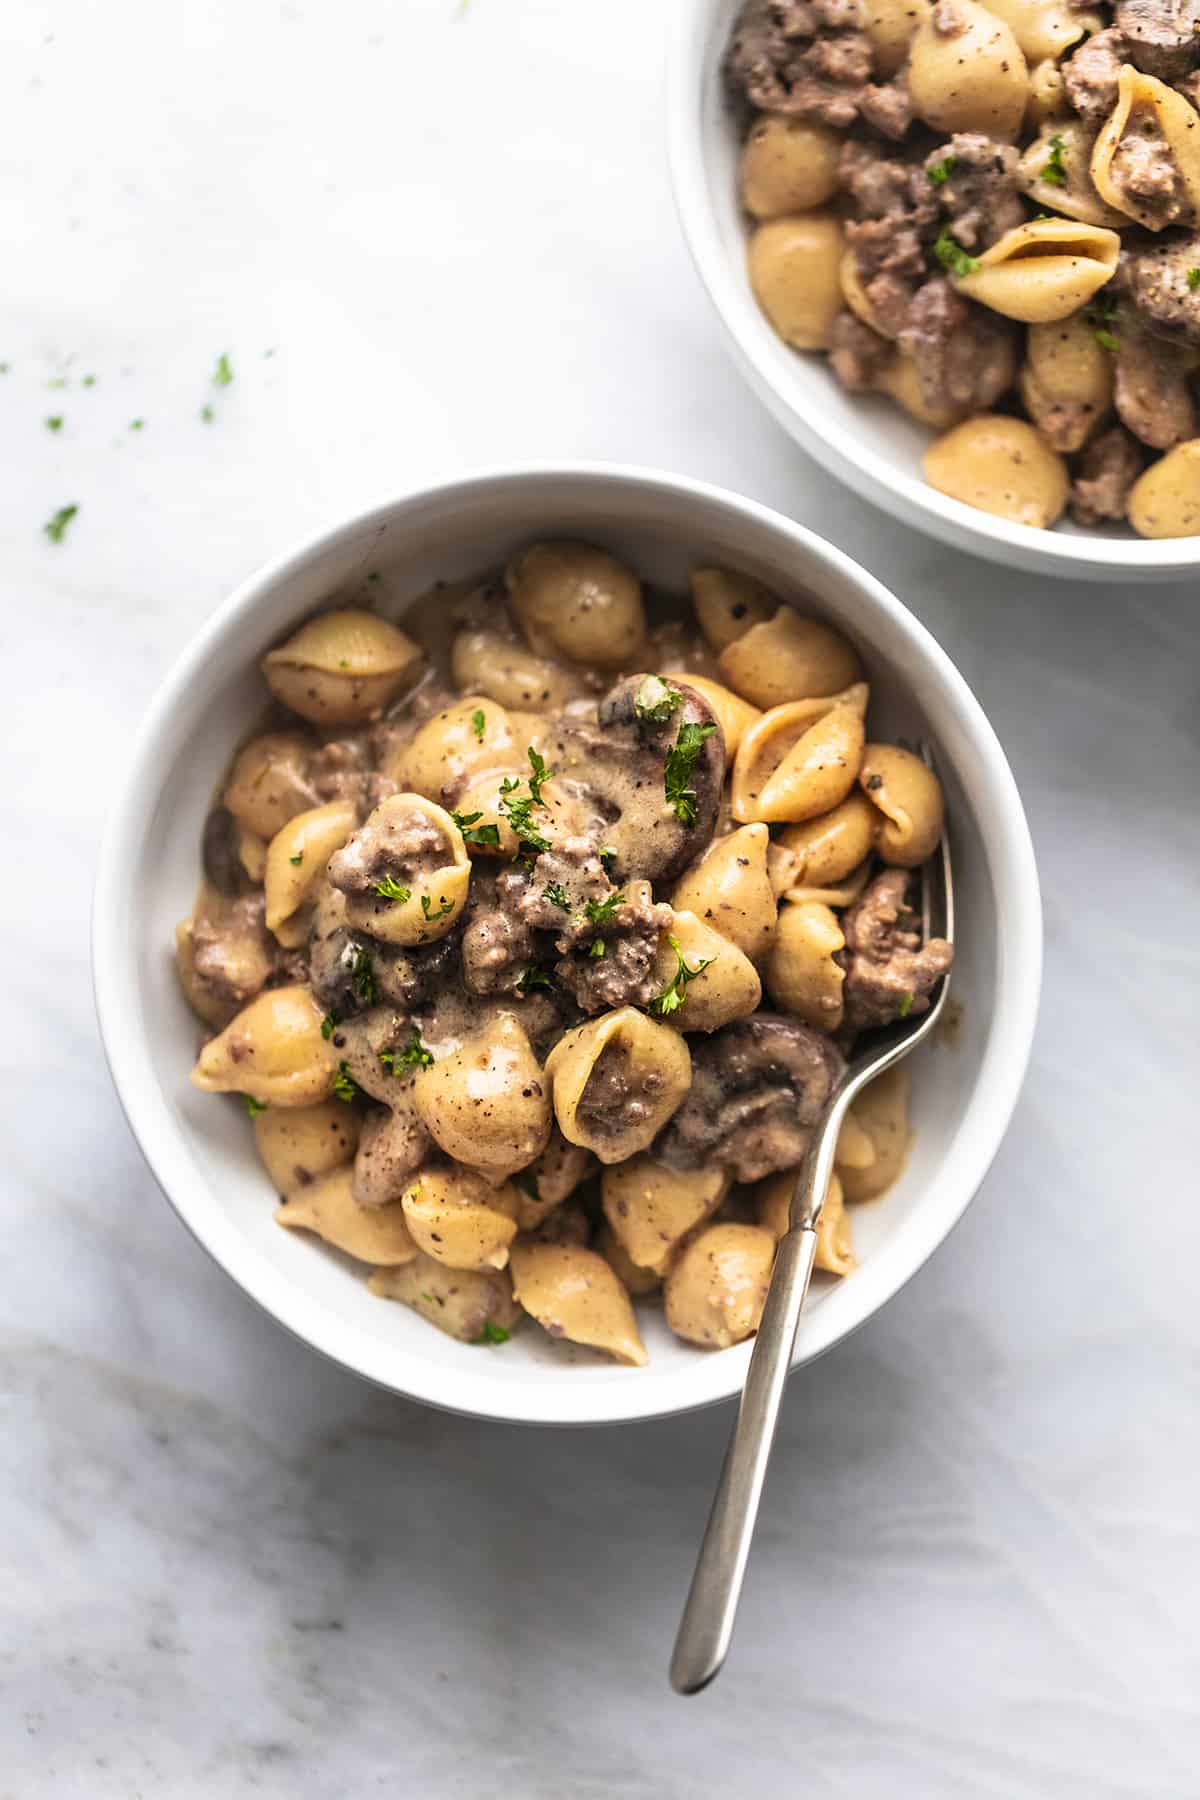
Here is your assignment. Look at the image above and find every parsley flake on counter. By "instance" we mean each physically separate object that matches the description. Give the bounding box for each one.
[332,1062,360,1103]
[933,231,980,278]
[585,891,625,928]
[130,418,145,431]
[516,965,551,992]
[543,882,571,910]
[213,352,234,387]
[1189,267,1200,290]
[350,942,378,1005]
[200,404,215,423]
[44,504,78,544]
[635,675,682,725]
[649,934,715,1017]
[421,893,453,921]
[451,808,502,848]
[927,154,956,187]
[475,1321,510,1345]
[240,1094,267,1118]
[321,1012,340,1041]
[82,374,96,387]
[289,852,304,866]
[1042,133,1068,187]
[373,874,412,902]
[45,416,63,432]
[664,719,717,826]
[380,1031,434,1074]
[471,708,487,741]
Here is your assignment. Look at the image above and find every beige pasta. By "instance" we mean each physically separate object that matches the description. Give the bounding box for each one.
[191,984,338,1108]
[670,822,778,960]
[664,1224,776,1350]
[175,917,238,1030]
[840,248,894,340]
[747,212,844,351]
[263,800,357,936]
[773,791,879,889]
[386,696,518,798]
[333,794,471,948]
[236,825,268,884]
[509,1240,648,1365]
[1127,440,1200,538]
[1020,313,1115,452]
[648,910,762,1033]
[765,899,846,1031]
[505,541,646,668]
[975,0,1084,63]
[834,1111,877,1171]
[601,1156,730,1274]
[662,671,762,757]
[262,609,422,726]
[859,744,946,867]
[863,0,930,75]
[514,1131,594,1231]
[546,1008,692,1163]
[1018,122,1129,230]
[954,220,1120,323]
[907,0,1029,140]
[840,1066,912,1202]
[222,732,315,841]
[753,1170,855,1277]
[732,695,866,825]
[689,567,776,654]
[411,1013,551,1184]
[274,1165,417,1265]
[923,415,1069,527]
[717,606,863,709]
[1024,59,1069,130]
[401,1166,521,1271]
[368,1253,521,1344]
[254,1098,361,1194]
[877,352,966,429]
[450,629,584,713]
[595,1225,662,1298]
[739,114,841,218]
[1091,68,1200,231]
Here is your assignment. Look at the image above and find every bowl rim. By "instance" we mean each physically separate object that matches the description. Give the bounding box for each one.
[665,0,1200,581]
[92,460,1042,1426]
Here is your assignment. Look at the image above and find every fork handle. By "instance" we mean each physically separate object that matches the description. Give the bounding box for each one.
[669,1223,819,1696]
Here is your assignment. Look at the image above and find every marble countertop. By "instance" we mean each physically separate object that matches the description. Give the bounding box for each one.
[3,1,1198,1793]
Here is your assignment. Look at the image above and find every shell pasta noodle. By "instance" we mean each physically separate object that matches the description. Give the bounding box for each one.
[724,0,1200,535]
[178,545,954,1365]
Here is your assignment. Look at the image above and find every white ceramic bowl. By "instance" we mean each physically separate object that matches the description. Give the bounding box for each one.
[668,0,1200,582]
[93,465,1041,1425]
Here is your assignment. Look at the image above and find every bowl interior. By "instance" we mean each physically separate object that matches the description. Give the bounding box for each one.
[95,469,1039,1424]
[670,0,1200,578]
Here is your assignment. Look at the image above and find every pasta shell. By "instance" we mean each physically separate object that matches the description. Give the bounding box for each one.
[505,541,646,669]
[754,1171,855,1274]
[601,1156,729,1274]
[387,696,518,798]
[923,415,1069,526]
[545,1008,691,1164]
[975,0,1085,63]
[731,695,867,824]
[661,671,762,757]
[1091,67,1200,232]
[764,900,846,1032]
[717,608,863,709]
[859,743,946,866]
[509,1240,648,1365]
[664,1224,776,1350]
[670,823,778,960]
[401,1166,521,1271]
[648,910,762,1033]
[954,219,1120,323]
[222,732,316,841]
[1018,122,1130,230]
[335,794,472,948]
[450,629,584,712]
[254,1097,361,1193]
[1020,312,1115,453]
[773,791,880,888]
[748,213,844,351]
[264,800,357,935]
[1127,438,1200,537]
[275,1164,417,1265]
[411,1013,551,1185]
[840,1066,912,1202]
[907,0,1029,140]
[262,609,423,726]
[191,984,337,1107]
[689,567,776,654]
[595,1225,662,1297]
[369,1253,521,1343]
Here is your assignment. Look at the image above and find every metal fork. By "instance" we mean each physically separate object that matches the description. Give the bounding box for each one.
[670,797,954,1696]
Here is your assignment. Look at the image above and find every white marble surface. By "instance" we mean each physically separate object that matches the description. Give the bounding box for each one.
[3,0,1199,1792]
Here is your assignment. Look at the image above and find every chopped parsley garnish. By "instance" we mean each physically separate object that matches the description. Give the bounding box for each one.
[663,720,717,827]
[350,942,378,1005]
[451,808,502,848]
[475,1321,510,1345]
[585,891,625,928]
[332,1062,360,1103]
[130,418,145,431]
[240,1094,267,1118]
[543,882,571,910]
[1085,290,1120,352]
[379,1031,434,1074]
[289,852,304,866]
[525,744,552,804]
[498,778,552,855]
[635,675,682,725]
[897,992,915,1017]
[516,965,551,992]
[649,934,716,1017]
[420,893,453,921]
[44,504,78,544]
[82,373,96,387]
[45,415,63,432]
[599,846,617,872]
[933,231,980,278]
[321,1012,339,1040]
[471,708,486,741]
[213,351,234,387]
[1041,133,1068,187]
[927,154,956,187]
[588,938,606,960]
[1189,267,1200,291]
[1094,328,1119,352]
[373,874,412,902]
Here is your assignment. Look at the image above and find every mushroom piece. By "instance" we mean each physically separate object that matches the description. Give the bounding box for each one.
[655,1013,845,1184]
[540,674,726,885]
